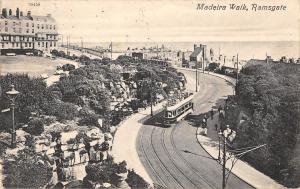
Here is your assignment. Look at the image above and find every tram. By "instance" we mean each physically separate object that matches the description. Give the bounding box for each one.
[163,92,194,126]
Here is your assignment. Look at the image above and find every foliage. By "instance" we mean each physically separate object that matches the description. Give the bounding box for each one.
[126,169,150,189]
[78,112,100,127]
[62,63,76,71]
[24,118,44,136]
[232,62,300,187]
[0,74,53,124]
[3,148,53,188]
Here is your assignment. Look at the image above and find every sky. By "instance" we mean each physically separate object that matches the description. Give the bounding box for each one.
[1,0,300,43]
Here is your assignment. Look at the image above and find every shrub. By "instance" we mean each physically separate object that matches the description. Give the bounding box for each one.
[126,169,150,189]
[78,112,100,127]
[3,148,53,188]
[62,64,76,72]
[24,118,44,136]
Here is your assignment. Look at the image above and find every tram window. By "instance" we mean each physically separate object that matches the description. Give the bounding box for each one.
[167,111,172,118]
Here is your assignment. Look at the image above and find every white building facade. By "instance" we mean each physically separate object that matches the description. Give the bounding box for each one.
[0,8,58,55]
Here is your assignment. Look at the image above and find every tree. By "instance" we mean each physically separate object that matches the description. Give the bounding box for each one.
[3,148,53,188]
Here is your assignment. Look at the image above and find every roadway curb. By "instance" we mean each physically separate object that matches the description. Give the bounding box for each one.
[176,67,236,86]
[195,127,256,189]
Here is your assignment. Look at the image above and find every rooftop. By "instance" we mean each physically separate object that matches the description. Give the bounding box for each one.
[190,47,202,58]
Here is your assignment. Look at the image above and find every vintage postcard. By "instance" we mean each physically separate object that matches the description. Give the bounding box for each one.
[0,0,299,188]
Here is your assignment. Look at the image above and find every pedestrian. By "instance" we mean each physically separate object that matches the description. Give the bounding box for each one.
[84,140,91,161]
[204,114,208,125]
[210,108,214,119]
[202,118,206,128]
[218,105,222,114]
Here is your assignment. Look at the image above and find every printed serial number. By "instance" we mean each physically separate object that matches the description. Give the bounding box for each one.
[28,2,40,6]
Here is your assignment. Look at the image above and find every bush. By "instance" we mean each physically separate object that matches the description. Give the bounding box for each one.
[126,169,150,189]
[62,64,76,71]
[78,112,100,127]
[3,148,53,188]
[24,118,44,136]
[41,116,56,126]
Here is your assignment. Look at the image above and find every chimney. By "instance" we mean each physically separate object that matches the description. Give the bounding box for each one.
[16,8,20,18]
[2,8,7,17]
[194,44,197,50]
[27,11,31,17]
[20,11,23,16]
[9,9,12,16]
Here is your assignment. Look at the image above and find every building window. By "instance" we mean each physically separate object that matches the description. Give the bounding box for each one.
[42,42,44,47]
[38,42,40,46]
[26,23,29,27]
[2,43,4,48]
[13,36,16,41]
[32,23,34,27]
[50,42,52,47]
[13,28,16,33]
[50,25,52,29]
[13,22,16,26]
[25,43,27,47]
[53,25,56,30]
[42,24,44,29]
[46,24,48,29]
[32,29,34,33]
[26,29,29,33]
[27,37,29,42]
[5,27,7,32]
[5,21,7,25]
[12,43,14,48]
[29,43,31,47]
[16,43,19,47]
[37,24,39,29]
[54,42,56,47]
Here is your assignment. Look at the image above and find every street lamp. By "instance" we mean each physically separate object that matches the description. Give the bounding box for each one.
[6,84,20,148]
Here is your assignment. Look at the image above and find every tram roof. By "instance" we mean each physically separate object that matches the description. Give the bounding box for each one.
[166,93,194,111]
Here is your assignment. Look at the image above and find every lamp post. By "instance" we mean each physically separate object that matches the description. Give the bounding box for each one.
[6,84,20,148]
[150,72,153,117]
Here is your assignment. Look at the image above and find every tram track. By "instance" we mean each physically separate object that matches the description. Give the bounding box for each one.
[150,127,185,188]
[138,128,167,188]
[160,128,199,189]
[170,125,218,189]
[136,72,250,189]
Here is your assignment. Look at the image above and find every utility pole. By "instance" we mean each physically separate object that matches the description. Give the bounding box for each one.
[222,137,226,189]
[236,53,239,87]
[196,60,198,92]
[150,72,153,116]
[110,42,113,60]
[202,45,205,73]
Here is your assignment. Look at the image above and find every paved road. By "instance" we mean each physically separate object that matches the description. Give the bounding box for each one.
[136,70,253,189]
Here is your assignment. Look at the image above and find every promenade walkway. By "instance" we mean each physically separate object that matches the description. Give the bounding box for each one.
[196,104,286,189]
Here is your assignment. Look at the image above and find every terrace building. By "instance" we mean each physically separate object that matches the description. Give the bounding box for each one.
[189,44,207,69]
[0,8,58,55]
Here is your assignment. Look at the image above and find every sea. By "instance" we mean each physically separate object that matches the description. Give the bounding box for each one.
[79,41,300,61]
